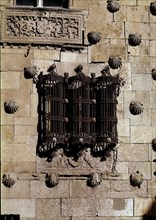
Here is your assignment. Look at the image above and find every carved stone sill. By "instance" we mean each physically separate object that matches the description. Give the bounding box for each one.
[1,7,84,45]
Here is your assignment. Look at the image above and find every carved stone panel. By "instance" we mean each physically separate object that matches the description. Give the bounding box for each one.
[1,8,83,45]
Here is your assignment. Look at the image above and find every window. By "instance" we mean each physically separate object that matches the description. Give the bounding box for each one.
[16,0,69,8]
[0,215,20,220]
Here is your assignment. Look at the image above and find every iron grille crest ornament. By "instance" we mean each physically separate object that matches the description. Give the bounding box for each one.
[32,64,124,163]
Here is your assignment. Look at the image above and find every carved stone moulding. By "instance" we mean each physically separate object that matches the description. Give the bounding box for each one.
[129,101,144,115]
[108,56,122,69]
[2,9,83,45]
[150,1,156,16]
[128,33,142,46]
[4,100,19,114]
[87,172,102,187]
[2,172,17,188]
[107,0,120,13]
[87,31,102,45]
[152,138,156,151]
[45,173,59,188]
[130,171,143,188]
[151,68,156,80]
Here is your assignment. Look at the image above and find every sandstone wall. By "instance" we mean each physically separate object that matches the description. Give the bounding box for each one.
[1,0,156,219]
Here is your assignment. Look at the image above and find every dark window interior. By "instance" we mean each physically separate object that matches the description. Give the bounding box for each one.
[16,0,69,7]
[0,215,20,220]
[16,0,34,5]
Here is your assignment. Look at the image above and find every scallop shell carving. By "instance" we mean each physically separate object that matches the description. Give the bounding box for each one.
[150,1,156,16]
[108,56,122,69]
[107,0,120,13]
[129,101,144,115]
[87,32,102,45]
[151,69,156,80]
[128,33,142,46]
[45,173,59,188]
[130,171,143,188]
[2,172,17,188]
[4,100,19,114]
[24,65,37,79]
[87,172,102,187]
[152,138,156,151]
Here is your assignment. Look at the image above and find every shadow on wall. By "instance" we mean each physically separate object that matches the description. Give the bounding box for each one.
[142,200,156,220]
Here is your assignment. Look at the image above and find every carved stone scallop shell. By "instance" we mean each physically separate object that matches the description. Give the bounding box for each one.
[87,32,102,45]
[107,0,120,13]
[87,172,102,187]
[150,1,156,16]
[130,171,143,188]
[4,100,19,114]
[151,68,156,80]
[2,172,17,188]
[108,56,122,69]
[152,138,156,151]
[24,65,37,79]
[45,173,59,188]
[128,33,142,46]
[129,101,144,115]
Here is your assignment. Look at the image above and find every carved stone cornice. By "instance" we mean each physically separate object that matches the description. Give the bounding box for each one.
[1,8,84,45]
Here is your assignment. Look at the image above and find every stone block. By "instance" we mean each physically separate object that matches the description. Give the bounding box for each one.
[118,144,149,162]
[62,198,97,217]
[36,199,61,219]
[30,180,70,199]
[33,48,60,60]
[150,24,156,40]
[88,4,113,22]
[1,161,36,173]
[1,125,14,144]
[97,198,133,216]
[30,94,38,118]
[118,119,130,137]
[116,162,128,174]
[1,71,21,89]
[2,144,36,162]
[72,0,89,9]
[1,107,14,125]
[131,126,154,144]
[60,51,88,63]
[1,52,33,71]
[1,180,30,199]
[129,162,151,179]
[120,0,137,5]
[90,44,127,63]
[73,218,141,220]
[134,198,156,216]
[114,6,149,22]
[130,56,151,74]
[132,74,154,91]
[14,117,38,126]
[14,125,37,136]
[149,40,156,56]
[1,199,35,218]
[148,179,156,197]
[125,22,150,39]
[128,40,150,57]
[71,180,110,198]
[86,22,124,39]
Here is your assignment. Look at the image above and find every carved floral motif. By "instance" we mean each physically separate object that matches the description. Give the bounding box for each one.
[4,10,82,44]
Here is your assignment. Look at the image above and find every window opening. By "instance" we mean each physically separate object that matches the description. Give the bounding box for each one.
[16,0,69,7]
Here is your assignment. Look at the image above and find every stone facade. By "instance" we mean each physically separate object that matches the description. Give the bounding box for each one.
[1,0,156,219]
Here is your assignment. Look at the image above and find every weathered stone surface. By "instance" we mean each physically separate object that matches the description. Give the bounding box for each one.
[148,179,156,197]
[114,6,149,22]
[61,51,88,63]
[14,125,37,136]
[1,199,35,218]
[36,199,61,219]
[150,24,156,40]
[116,162,129,173]
[125,22,150,39]
[132,74,154,91]
[30,94,38,118]
[14,117,38,126]
[118,144,149,162]
[130,57,151,74]
[62,198,97,217]
[30,180,70,199]
[1,161,36,173]
[134,198,155,216]
[97,198,133,216]
[33,48,60,60]
[118,119,130,137]
[1,71,21,89]
[2,144,36,162]
[71,180,110,198]
[149,40,156,56]
[1,125,14,144]
[131,126,154,144]
[1,180,30,199]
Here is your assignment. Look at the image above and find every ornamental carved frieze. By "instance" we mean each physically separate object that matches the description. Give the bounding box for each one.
[2,9,83,44]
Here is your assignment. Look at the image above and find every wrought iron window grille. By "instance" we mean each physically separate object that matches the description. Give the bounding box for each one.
[34,64,124,162]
